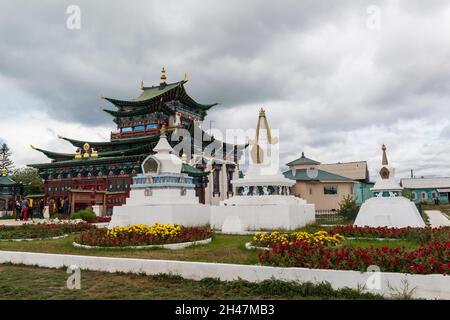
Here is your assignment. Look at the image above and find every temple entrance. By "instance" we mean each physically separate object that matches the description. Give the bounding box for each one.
[68,190,107,216]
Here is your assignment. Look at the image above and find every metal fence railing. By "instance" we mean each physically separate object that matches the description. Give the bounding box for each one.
[315,209,345,225]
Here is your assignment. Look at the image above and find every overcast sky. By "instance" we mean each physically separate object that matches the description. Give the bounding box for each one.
[0,0,449,180]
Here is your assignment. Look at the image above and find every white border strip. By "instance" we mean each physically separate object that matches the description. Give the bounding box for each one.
[0,234,69,242]
[72,238,212,250]
[0,250,449,299]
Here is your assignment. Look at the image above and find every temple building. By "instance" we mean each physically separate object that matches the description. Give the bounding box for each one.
[28,68,245,215]
[0,168,19,213]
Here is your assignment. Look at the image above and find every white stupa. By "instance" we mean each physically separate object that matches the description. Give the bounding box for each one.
[354,144,425,228]
[109,126,210,228]
[210,109,315,232]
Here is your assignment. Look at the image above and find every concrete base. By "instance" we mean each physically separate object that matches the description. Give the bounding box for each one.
[354,196,425,228]
[92,205,102,217]
[2,251,448,299]
[211,203,315,231]
[109,204,211,228]
[221,216,245,233]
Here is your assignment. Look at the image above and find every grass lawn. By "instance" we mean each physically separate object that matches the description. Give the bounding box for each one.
[0,233,422,264]
[0,264,385,300]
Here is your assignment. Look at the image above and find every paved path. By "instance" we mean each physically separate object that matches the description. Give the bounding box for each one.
[424,210,450,227]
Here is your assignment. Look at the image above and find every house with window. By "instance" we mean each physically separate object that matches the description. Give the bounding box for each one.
[400,177,450,204]
[283,153,373,210]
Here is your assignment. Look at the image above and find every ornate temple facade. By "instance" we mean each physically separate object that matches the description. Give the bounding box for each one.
[28,68,245,215]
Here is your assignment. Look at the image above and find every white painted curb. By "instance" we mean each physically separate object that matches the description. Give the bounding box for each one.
[72,238,212,250]
[0,234,69,242]
[0,250,449,299]
[245,242,269,251]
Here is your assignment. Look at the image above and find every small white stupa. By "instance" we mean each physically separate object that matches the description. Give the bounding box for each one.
[354,144,425,228]
[109,126,210,228]
[210,109,315,232]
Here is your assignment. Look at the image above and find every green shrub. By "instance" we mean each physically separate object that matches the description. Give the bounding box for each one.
[71,209,96,221]
[338,195,359,223]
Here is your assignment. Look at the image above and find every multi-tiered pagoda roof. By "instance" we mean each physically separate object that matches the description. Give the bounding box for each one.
[28,68,245,179]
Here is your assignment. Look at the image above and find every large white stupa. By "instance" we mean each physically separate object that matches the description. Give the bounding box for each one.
[210,109,315,232]
[109,126,210,228]
[353,145,425,228]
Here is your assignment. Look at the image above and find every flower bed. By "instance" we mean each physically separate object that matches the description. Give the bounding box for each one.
[251,231,345,248]
[259,240,450,275]
[0,223,95,240]
[85,217,111,224]
[74,223,213,247]
[328,225,450,242]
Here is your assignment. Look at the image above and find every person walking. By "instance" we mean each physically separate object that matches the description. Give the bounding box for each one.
[15,198,22,221]
[63,197,70,219]
[38,199,45,219]
[21,198,29,221]
[28,198,34,220]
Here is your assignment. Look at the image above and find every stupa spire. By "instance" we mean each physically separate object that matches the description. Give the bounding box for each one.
[382,144,388,165]
[160,66,167,85]
[153,124,173,154]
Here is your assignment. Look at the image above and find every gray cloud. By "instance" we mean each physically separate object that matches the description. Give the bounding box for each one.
[0,0,450,178]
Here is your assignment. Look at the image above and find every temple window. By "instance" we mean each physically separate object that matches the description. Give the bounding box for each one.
[122,127,132,133]
[412,192,416,200]
[146,124,158,130]
[134,125,145,131]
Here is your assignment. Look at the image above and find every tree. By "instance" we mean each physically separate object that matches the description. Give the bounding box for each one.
[338,195,359,223]
[11,167,44,196]
[0,143,14,172]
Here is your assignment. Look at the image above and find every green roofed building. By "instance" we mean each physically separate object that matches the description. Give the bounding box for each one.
[0,168,19,213]
[284,152,373,211]
[28,68,246,215]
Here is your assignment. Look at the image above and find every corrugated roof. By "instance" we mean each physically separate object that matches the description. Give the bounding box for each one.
[401,177,450,189]
[318,161,369,181]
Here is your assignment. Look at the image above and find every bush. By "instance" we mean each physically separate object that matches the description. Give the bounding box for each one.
[338,195,359,222]
[71,209,96,221]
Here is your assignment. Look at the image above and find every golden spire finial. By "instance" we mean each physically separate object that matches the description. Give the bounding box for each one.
[140,80,144,90]
[259,107,266,116]
[249,107,278,164]
[382,144,388,166]
[160,66,167,85]
[184,73,189,82]
[1,167,6,177]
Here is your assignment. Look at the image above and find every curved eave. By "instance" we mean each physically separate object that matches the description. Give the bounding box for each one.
[103,80,218,112]
[102,104,175,118]
[28,154,148,169]
[32,147,74,161]
[60,135,160,149]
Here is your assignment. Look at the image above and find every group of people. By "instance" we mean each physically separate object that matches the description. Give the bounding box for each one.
[14,197,45,221]
[14,196,71,220]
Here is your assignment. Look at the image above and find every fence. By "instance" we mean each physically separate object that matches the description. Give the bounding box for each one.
[315,209,345,225]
